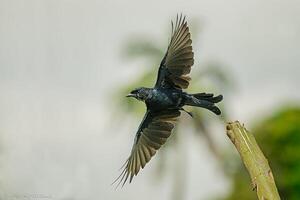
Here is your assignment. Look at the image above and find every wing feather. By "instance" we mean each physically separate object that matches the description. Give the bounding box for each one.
[114,109,180,187]
[138,147,146,168]
[155,15,194,89]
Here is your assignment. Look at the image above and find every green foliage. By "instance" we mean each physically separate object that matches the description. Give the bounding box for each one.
[225,107,300,200]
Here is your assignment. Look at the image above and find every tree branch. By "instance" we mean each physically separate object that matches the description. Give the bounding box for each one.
[226,121,281,200]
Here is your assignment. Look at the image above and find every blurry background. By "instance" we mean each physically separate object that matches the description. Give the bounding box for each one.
[0,0,300,199]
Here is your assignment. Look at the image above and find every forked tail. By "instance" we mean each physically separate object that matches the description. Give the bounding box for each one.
[184,93,223,115]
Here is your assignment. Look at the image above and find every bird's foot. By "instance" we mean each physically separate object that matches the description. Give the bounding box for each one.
[180,108,193,118]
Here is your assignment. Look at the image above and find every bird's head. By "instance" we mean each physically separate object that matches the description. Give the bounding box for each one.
[126,87,150,101]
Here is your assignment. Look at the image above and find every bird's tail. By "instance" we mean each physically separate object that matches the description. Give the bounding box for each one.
[184,93,223,115]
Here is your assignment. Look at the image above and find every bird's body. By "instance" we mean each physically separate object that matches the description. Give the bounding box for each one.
[129,86,221,117]
[145,87,183,111]
[114,15,223,187]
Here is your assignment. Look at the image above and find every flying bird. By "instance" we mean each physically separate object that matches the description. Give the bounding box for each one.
[114,15,223,187]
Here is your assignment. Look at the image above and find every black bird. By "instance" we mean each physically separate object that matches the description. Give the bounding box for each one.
[114,15,223,187]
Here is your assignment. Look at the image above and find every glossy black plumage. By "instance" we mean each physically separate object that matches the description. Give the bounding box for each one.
[113,15,223,187]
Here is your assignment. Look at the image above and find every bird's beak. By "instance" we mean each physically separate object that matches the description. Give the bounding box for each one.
[126,93,136,98]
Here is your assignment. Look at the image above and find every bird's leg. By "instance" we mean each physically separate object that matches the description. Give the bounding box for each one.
[180,108,193,118]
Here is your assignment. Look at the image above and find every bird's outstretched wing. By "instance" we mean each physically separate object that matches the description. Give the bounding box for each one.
[155,15,194,89]
[113,109,181,187]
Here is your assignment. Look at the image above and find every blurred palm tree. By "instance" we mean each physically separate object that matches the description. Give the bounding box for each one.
[113,20,234,200]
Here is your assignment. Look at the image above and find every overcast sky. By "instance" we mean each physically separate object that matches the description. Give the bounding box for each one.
[0,0,300,199]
